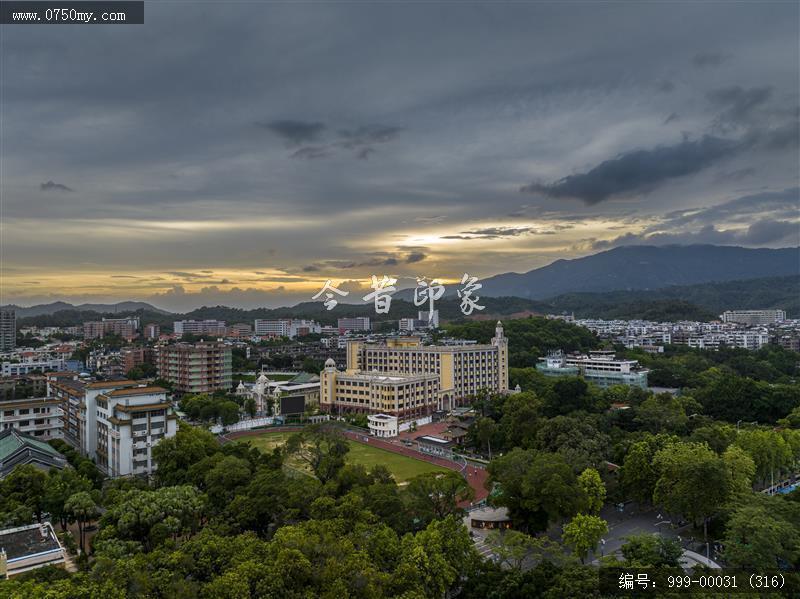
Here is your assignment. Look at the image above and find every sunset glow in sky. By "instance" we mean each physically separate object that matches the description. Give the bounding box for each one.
[2,3,798,310]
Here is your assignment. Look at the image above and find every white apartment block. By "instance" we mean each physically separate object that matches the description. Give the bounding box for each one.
[173,320,227,337]
[254,319,321,338]
[49,378,176,477]
[0,397,63,441]
[721,310,786,325]
[2,359,66,377]
[338,317,371,332]
[95,385,177,478]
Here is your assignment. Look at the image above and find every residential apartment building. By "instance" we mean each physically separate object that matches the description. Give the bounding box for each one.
[1,359,65,377]
[121,347,152,373]
[156,342,232,394]
[254,319,321,338]
[95,385,177,477]
[83,317,140,341]
[399,310,439,332]
[144,323,161,339]
[721,309,786,325]
[536,350,649,388]
[173,319,227,338]
[0,310,15,351]
[0,397,63,441]
[48,377,176,476]
[227,323,252,338]
[338,317,371,332]
[322,322,509,427]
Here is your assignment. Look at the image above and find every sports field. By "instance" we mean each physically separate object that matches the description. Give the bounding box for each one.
[242,431,448,483]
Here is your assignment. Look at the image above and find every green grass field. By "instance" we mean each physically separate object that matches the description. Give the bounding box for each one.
[241,431,448,483]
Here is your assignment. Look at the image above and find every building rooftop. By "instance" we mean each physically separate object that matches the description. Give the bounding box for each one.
[106,386,167,397]
[0,522,63,562]
[0,429,67,479]
[86,379,139,389]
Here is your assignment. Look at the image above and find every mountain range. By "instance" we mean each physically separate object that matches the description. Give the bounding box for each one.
[5,244,799,317]
[476,244,800,299]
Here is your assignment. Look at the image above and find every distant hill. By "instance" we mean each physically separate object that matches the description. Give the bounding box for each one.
[541,275,800,320]
[4,301,170,319]
[478,245,800,299]
[16,275,799,329]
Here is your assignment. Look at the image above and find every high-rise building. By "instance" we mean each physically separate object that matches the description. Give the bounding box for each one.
[144,323,161,339]
[83,317,139,341]
[254,319,320,338]
[173,320,226,338]
[322,321,509,420]
[721,310,786,325]
[0,310,16,351]
[156,342,232,394]
[254,319,292,337]
[338,317,371,332]
[47,378,176,477]
[95,385,177,477]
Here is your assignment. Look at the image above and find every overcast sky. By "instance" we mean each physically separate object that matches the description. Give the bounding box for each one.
[2,2,798,310]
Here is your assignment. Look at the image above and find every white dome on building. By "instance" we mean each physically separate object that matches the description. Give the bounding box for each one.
[324,358,336,368]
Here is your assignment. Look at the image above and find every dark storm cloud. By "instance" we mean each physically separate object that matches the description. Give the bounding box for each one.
[336,125,403,148]
[259,120,325,145]
[663,113,679,125]
[708,85,772,129]
[405,252,427,263]
[280,123,403,160]
[593,218,798,249]
[290,146,331,160]
[40,181,74,192]
[593,187,800,249]
[521,136,743,204]
[692,52,730,68]
[657,80,675,93]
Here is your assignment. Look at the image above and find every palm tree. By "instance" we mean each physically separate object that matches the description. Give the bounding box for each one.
[65,491,98,554]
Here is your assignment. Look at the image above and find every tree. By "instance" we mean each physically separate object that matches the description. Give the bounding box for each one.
[546,377,593,416]
[634,394,689,434]
[619,534,682,567]
[653,442,731,540]
[723,495,800,569]
[488,449,586,533]
[2,464,48,522]
[562,514,608,564]
[151,424,219,487]
[733,429,794,487]
[286,424,349,483]
[498,392,542,450]
[44,468,92,530]
[244,397,257,418]
[721,445,756,495]
[577,468,606,515]
[535,416,610,472]
[65,491,98,553]
[620,433,677,504]
[406,471,474,525]
[473,417,497,458]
